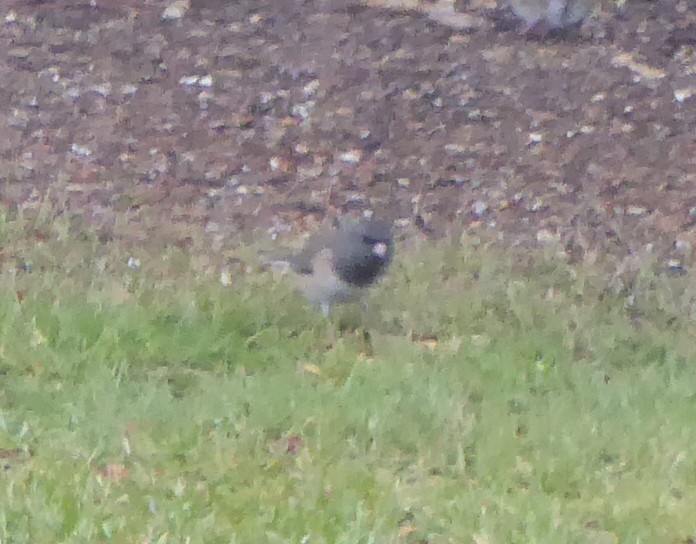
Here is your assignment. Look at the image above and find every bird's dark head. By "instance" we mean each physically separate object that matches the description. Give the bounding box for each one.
[333,219,393,287]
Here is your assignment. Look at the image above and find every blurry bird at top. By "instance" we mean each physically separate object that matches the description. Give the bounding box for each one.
[507,0,597,36]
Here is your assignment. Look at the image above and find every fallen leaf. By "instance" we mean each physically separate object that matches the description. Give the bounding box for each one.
[99,463,129,483]
[298,362,322,375]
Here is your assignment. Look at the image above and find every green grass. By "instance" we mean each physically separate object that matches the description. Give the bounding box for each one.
[0,212,695,543]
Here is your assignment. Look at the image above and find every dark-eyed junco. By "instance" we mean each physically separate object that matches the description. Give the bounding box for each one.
[285,218,394,316]
[508,0,596,34]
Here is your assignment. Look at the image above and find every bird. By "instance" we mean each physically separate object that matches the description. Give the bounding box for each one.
[507,0,596,35]
[282,217,394,316]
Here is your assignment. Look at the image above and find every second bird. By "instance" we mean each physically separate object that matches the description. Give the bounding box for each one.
[508,0,596,34]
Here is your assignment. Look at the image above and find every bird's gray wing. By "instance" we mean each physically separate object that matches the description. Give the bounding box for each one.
[290,230,336,275]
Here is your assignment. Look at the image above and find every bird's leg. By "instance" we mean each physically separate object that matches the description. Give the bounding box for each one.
[361,328,375,358]
[359,299,369,315]
[318,303,338,348]
[320,302,330,318]
[324,320,338,349]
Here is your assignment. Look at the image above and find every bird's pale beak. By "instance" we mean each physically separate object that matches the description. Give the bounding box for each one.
[372,242,388,258]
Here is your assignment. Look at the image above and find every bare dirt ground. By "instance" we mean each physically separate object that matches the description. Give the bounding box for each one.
[1,0,695,271]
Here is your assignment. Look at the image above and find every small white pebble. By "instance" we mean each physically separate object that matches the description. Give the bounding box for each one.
[5,10,17,23]
[444,143,466,154]
[403,88,419,100]
[71,143,92,157]
[346,193,364,203]
[530,198,546,212]
[397,178,411,188]
[591,93,606,102]
[179,75,200,86]
[162,0,189,20]
[292,102,315,122]
[303,80,320,97]
[198,75,213,87]
[91,84,111,97]
[472,200,488,216]
[338,150,362,164]
[120,84,138,95]
[626,206,647,216]
[674,88,695,103]
[528,133,543,144]
[127,257,141,269]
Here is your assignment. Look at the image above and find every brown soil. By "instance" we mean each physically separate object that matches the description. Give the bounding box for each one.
[1,0,695,270]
